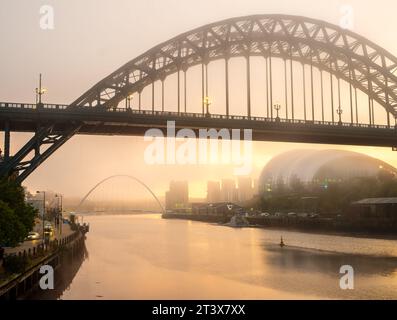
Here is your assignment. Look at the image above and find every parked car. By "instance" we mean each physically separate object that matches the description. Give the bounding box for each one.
[309,213,319,219]
[261,212,270,217]
[26,232,40,240]
[287,212,298,218]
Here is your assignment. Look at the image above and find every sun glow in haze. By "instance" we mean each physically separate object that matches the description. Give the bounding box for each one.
[1,0,397,200]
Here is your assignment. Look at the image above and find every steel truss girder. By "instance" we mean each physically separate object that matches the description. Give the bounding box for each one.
[72,14,397,117]
[0,123,81,183]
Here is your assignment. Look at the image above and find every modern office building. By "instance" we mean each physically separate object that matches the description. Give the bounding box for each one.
[207,181,221,203]
[221,179,236,202]
[237,177,253,202]
[165,181,189,210]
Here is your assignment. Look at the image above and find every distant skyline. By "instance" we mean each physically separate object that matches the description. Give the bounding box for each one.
[1,0,397,200]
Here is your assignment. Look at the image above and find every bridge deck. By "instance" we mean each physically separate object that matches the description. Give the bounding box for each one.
[1,102,397,147]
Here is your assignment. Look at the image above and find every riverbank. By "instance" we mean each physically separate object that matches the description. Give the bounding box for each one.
[0,224,89,300]
[162,213,397,240]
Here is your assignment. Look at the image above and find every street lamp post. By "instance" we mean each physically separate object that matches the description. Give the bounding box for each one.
[336,106,343,125]
[35,74,47,106]
[55,194,63,237]
[204,96,211,116]
[36,191,46,244]
[126,94,133,110]
[274,103,281,120]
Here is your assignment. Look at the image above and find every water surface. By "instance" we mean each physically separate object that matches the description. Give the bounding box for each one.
[52,214,397,300]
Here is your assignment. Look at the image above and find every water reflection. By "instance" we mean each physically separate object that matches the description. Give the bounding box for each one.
[29,215,397,300]
[28,244,89,300]
[264,244,397,276]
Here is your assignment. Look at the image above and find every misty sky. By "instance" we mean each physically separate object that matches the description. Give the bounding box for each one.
[1,0,397,201]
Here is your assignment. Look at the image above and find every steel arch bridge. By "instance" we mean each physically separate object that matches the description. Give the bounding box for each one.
[75,175,165,214]
[72,14,397,116]
[1,14,397,183]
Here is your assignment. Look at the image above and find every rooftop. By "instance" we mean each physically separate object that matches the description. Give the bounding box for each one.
[259,149,397,188]
[353,198,397,205]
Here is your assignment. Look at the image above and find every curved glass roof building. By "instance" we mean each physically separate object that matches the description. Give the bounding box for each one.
[259,150,397,191]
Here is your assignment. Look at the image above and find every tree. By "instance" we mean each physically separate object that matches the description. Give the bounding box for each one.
[0,200,26,247]
[0,178,37,247]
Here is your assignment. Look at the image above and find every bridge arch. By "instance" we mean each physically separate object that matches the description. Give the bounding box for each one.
[75,175,165,214]
[73,14,397,119]
[3,14,397,185]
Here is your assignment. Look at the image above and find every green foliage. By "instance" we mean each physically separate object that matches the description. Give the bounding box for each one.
[259,171,397,214]
[0,201,26,247]
[0,178,37,247]
[2,254,30,274]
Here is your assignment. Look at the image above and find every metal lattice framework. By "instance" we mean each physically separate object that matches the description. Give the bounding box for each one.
[73,14,397,118]
[2,14,397,184]
[0,123,81,182]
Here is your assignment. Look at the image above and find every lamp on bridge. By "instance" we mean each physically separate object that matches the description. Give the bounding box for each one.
[35,73,47,106]
[336,106,343,125]
[126,94,133,110]
[204,96,212,116]
[274,103,281,121]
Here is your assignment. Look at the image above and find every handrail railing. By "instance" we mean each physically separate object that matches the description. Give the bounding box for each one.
[0,102,395,130]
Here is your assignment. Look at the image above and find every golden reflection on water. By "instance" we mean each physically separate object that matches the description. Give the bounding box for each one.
[56,214,397,300]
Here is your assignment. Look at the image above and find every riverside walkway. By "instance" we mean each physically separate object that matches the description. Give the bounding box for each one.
[4,221,74,256]
[0,223,89,299]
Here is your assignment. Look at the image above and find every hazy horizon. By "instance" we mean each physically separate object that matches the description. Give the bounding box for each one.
[1,0,397,200]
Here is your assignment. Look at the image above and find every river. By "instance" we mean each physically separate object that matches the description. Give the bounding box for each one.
[41,214,397,300]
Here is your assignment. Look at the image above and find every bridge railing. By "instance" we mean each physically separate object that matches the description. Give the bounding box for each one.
[0,102,69,110]
[0,102,36,109]
[111,108,394,130]
[0,102,395,130]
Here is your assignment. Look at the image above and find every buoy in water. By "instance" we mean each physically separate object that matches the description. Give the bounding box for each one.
[280,236,285,248]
